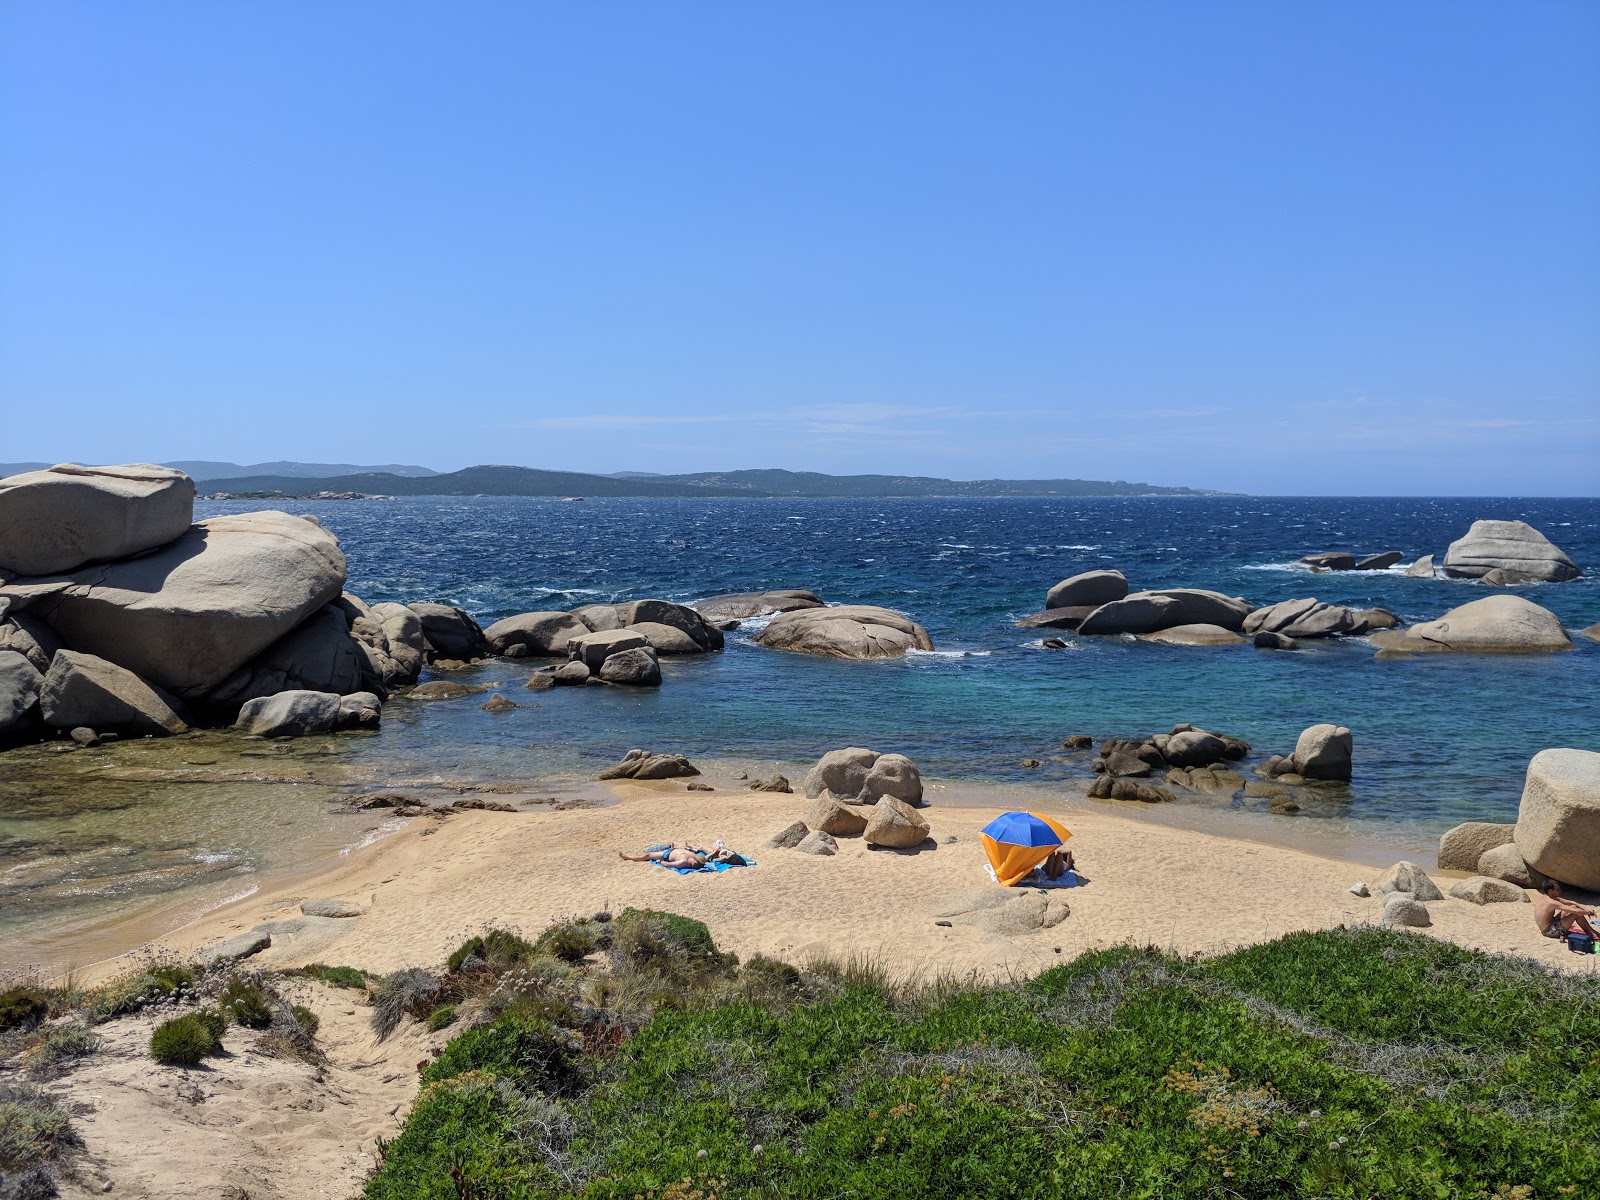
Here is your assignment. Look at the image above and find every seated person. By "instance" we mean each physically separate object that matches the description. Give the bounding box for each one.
[1040,847,1075,880]
[1533,879,1598,941]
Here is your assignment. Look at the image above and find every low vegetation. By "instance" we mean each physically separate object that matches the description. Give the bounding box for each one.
[363,920,1600,1199]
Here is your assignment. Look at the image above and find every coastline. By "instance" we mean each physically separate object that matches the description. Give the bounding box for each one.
[62,763,1594,987]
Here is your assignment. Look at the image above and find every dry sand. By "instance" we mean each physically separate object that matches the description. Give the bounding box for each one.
[50,772,1596,1200]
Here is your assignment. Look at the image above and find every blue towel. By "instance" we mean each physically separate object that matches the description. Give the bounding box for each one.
[651,858,756,875]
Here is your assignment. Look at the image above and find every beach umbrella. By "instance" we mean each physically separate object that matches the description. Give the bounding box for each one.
[980,811,1072,887]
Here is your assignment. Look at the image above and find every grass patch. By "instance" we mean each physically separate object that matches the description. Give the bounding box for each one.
[297,963,369,990]
[371,967,443,1040]
[363,922,1600,1199]
[448,928,539,974]
[83,961,197,1022]
[0,988,49,1033]
[149,1010,227,1066]
[426,1004,458,1032]
[21,1021,99,1079]
[0,1081,81,1183]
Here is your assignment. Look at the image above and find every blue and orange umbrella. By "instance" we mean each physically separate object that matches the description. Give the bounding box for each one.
[980,810,1072,887]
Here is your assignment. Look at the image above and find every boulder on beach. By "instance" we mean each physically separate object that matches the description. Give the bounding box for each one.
[484,611,589,658]
[795,830,839,856]
[693,589,824,622]
[1477,842,1545,890]
[597,646,662,687]
[1437,821,1515,872]
[863,795,930,848]
[0,463,196,577]
[0,608,62,673]
[1368,595,1572,655]
[766,821,810,849]
[569,629,649,672]
[1373,860,1443,901]
[1243,599,1364,639]
[1442,520,1581,582]
[1405,554,1437,578]
[598,748,699,780]
[39,649,187,735]
[1513,748,1600,891]
[803,747,923,805]
[1045,569,1128,611]
[0,650,43,734]
[1078,589,1253,636]
[1290,724,1352,781]
[1138,623,1247,646]
[756,605,933,659]
[1449,876,1528,905]
[1016,606,1097,630]
[1380,894,1431,928]
[235,689,344,737]
[803,793,870,837]
[6,511,345,699]
[407,603,490,662]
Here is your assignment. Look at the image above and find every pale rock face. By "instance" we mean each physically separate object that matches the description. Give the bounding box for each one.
[568,629,649,672]
[611,599,724,652]
[693,590,824,621]
[756,605,933,659]
[1442,519,1581,582]
[802,793,869,837]
[1291,724,1353,782]
[804,747,924,805]
[11,511,345,699]
[596,646,662,686]
[1476,842,1545,889]
[1243,599,1363,639]
[1513,748,1600,890]
[39,649,187,735]
[0,463,196,576]
[1368,595,1572,655]
[0,650,43,733]
[1437,822,1515,872]
[1404,554,1437,578]
[484,611,590,657]
[1138,623,1248,646]
[862,795,931,848]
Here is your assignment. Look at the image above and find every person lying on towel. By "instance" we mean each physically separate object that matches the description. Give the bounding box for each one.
[619,843,747,868]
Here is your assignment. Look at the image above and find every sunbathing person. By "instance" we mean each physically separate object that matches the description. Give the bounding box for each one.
[1040,847,1075,880]
[619,845,708,869]
[1532,880,1599,941]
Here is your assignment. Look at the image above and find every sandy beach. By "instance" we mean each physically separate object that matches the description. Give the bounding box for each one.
[102,770,1593,984]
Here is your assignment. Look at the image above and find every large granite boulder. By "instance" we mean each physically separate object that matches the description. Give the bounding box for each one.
[612,600,724,652]
[0,651,43,734]
[802,794,870,837]
[484,611,590,658]
[1405,554,1437,578]
[39,649,186,734]
[1045,570,1127,611]
[1513,748,1600,890]
[569,629,649,672]
[1437,821,1515,872]
[210,602,373,706]
[352,602,425,685]
[1442,520,1581,582]
[8,511,345,699]
[1016,606,1097,630]
[756,605,933,659]
[0,463,195,577]
[1139,623,1247,646]
[1079,589,1253,636]
[694,589,825,622]
[1477,842,1546,890]
[407,603,490,661]
[1355,552,1403,571]
[597,748,699,781]
[1448,876,1527,905]
[1290,724,1352,781]
[1243,599,1364,639]
[863,796,930,848]
[1373,860,1443,901]
[569,603,622,632]
[1368,595,1572,655]
[804,747,923,805]
[236,689,343,737]
[0,608,61,672]
[597,646,662,687]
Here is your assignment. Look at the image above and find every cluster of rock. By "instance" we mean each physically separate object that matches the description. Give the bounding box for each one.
[692,589,825,622]
[0,464,420,746]
[1305,521,1582,586]
[597,748,701,781]
[1255,724,1353,783]
[766,747,930,854]
[1086,725,1251,803]
[1437,748,1600,893]
[1300,551,1404,572]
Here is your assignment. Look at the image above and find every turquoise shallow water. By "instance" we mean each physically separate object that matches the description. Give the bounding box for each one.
[2,495,1596,966]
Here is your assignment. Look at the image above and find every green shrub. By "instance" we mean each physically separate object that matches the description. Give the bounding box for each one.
[0,987,49,1032]
[0,1081,81,1173]
[420,1015,584,1098]
[299,963,368,989]
[532,918,606,964]
[446,928,538,974]
[21,1021,99,1079]
[290,1004,320,1037]
[191,1006,230,1041]
[149,1013,223,1066]
[218,978,273,1029]
[371,967,442,1040]
[614,908,729,964]
[84,962,196,1022]
[425,1005,457,1031]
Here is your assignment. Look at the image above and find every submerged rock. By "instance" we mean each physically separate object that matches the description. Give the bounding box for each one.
[598,748,699,780]
[1300,552,1357,571]
[0,462,195,576]
[1138,623,1247,646]
[1442,519,1581,582]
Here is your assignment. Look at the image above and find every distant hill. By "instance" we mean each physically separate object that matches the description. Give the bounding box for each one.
[0,460,439,481]
[199,464,1223,498]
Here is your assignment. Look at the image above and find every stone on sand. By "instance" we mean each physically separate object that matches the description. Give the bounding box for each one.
[1448,877,1528,905]
[863,795,930,848]
[1513,748,1600,890]
[1372,860,1443,901]
[1380,894,1431,928]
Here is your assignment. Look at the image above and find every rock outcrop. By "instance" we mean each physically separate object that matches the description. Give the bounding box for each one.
[693,590,824,622]
[1477,842,1546,889]
[0,651,43,735]
[8,511,346,699]
[1442,520,1581,582]
[1437,821,1515,872]
[483,611,590,658]
[1300,552,1357,571]
[209,596,418,707]
[1077,589,1253,636]
[1405,554,1437,578]
[598,749,699,780]
[1355,552,1403,570]
[0,463,196,576]
[1045,570,1128,611]
[1243,599,1365,639]
[407,603,490,662]
[756,605,933,659]
[1513,748,1600,890]
[1288,724,1352,782]
[803,748,923,805]
[39,649,187,735]
[1368,595,1572,655]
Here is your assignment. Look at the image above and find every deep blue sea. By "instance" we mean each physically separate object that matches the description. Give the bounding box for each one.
[3,495,1597,967]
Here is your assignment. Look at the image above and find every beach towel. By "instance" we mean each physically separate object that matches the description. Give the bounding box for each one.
[986,863,1080,889]
[652,858,757,876]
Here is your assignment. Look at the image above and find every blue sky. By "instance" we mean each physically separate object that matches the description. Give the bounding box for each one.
[2,2,1596,494]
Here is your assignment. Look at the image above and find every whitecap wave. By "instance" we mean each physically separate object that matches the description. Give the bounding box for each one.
[341,818,406,855]
[906,648,993,659]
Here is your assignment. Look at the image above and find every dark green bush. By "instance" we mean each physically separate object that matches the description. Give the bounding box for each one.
[532,919,606,964]
[420,1015,584,1098]
[300,963,368,989]
[218,978,273,1029]
[149,1013,223,1066]
[614,908,729,965]
[191,1006,230,1041]
[425,1005,457,1031]
[290,1005,320,1037]
[0,987,49,1032]
[84,961,197,1021]
[446,928,538,974]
